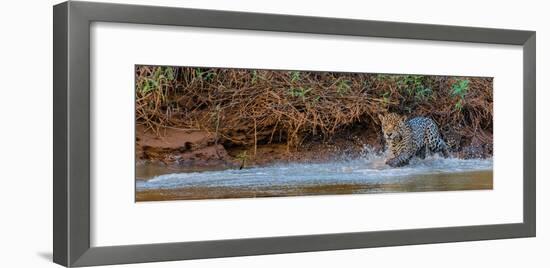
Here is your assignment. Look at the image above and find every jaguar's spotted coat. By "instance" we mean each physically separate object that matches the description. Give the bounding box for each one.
[378,113,449,167]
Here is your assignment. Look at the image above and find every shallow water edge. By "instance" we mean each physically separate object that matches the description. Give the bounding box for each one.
[136,170,492,202]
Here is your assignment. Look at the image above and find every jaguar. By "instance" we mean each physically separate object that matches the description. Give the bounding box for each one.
[378,113,449,167]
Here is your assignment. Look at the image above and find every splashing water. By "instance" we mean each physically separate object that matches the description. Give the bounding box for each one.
[136,152,492,191]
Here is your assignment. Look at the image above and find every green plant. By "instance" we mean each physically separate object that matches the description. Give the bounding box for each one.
[251,70,259,84]
[451,79,470,111]
[336,79,351,96]
[290,71,301,82]
[311,95,321,104]
[375,74,391,81]
[195,68,215,82]
[397,75,433,101]
[414,87,433,101]
[288,86,312,101]
[138,66,175,95]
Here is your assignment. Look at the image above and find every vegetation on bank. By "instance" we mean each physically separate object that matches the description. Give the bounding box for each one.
[135,66,493,156]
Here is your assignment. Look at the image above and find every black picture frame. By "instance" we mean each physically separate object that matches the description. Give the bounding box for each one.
[53,1,536,267]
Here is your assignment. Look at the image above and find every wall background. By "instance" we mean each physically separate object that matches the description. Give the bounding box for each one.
[0,0,547,267]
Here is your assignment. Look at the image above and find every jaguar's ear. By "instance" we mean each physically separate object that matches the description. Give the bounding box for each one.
[378,114,385,122]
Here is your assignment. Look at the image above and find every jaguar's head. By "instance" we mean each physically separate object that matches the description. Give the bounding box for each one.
[378,113,405,142]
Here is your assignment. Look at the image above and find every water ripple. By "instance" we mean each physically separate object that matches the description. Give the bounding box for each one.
[136,155,492,191]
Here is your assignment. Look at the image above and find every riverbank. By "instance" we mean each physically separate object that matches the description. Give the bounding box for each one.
[136,67,493,164]
[136,123,381,179]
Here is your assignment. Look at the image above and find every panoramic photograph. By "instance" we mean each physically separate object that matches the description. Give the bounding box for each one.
[135,65,493,201]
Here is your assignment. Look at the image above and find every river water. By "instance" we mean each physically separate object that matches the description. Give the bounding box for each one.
[135,155,493,201]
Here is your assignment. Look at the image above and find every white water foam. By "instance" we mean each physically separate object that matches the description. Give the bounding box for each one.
[136,155,493,190]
